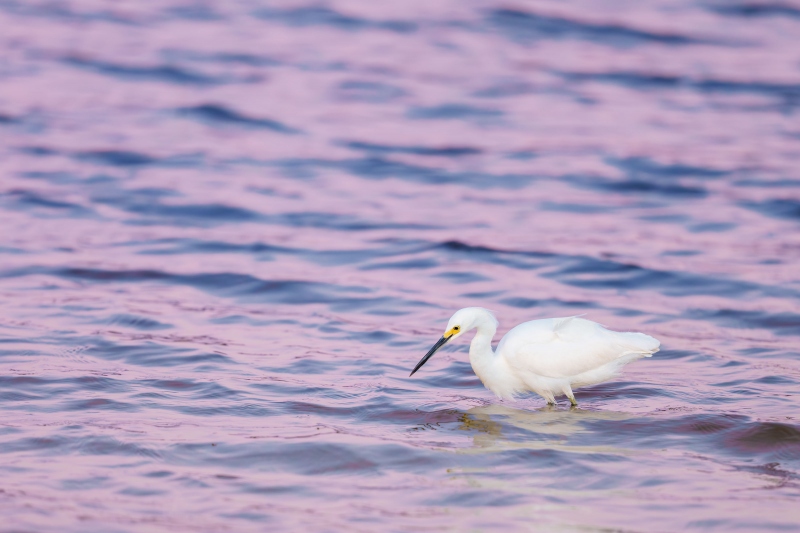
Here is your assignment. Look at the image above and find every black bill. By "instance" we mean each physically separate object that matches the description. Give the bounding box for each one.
[409,335,450,377]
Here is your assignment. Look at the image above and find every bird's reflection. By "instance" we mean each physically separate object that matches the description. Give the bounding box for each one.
[456,404,636,454]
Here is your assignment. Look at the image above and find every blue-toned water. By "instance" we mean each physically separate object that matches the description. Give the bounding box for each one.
[1,1,799,531]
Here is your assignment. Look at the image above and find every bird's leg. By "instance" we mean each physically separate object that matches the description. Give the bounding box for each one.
[541,391,556,406]
[563,386,578,407]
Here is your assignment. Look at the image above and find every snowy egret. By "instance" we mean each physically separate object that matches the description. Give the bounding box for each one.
[410,307,659,405]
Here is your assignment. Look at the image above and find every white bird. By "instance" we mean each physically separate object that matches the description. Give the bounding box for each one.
[410,307,660,406]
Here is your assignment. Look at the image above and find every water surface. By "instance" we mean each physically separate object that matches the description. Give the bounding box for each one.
[1,1,800,531]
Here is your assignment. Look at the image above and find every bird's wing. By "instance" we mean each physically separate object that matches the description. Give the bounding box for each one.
[500,317,659,379]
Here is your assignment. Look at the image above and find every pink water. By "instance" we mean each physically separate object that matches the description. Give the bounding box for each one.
[1,1,800,531]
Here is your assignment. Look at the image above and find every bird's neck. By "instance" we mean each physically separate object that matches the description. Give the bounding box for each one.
[468,322,497,382]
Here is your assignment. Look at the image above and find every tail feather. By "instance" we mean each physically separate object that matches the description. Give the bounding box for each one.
[619,331,660,356]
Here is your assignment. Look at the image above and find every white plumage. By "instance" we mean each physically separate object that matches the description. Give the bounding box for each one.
[410,307,659,405]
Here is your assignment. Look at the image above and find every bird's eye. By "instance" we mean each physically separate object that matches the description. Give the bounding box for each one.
[453,326,460,331]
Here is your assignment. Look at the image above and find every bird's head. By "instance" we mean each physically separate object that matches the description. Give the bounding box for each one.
[409,307,497,377]
[443,307,496,340]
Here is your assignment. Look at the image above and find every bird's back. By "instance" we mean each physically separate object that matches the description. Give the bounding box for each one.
[497,316,660,380]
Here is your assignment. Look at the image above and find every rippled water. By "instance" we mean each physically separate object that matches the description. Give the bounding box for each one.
[1,1,800,531]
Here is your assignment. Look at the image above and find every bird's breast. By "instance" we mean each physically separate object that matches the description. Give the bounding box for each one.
[470,355,525,400]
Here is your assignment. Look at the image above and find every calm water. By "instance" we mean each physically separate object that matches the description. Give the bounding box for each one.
[1,1,800,531]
